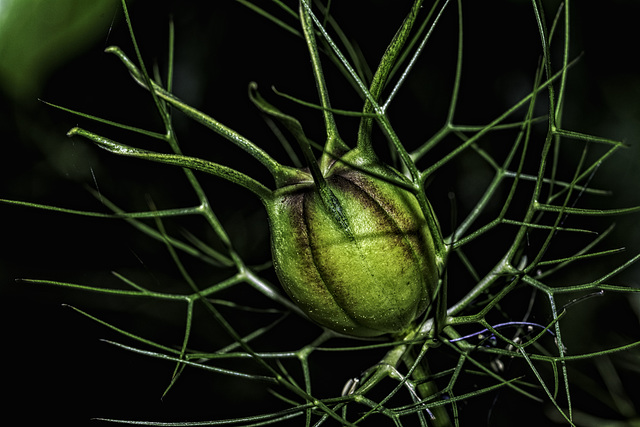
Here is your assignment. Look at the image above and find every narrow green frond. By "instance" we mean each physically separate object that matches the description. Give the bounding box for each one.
[64,305,183,355]
[101,339,279,383]
[19,278,187,300]
[554,128,628,148]
[67,126,273,201]
[236,0,301,38]
[536,203,640,217]
[41,100,166,140]
[271,86,377,118]
[537,248,626,267]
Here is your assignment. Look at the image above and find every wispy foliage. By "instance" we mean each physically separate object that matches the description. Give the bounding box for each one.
[3,1,639,425]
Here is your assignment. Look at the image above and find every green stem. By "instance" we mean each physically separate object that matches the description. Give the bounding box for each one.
[403,347,453,426]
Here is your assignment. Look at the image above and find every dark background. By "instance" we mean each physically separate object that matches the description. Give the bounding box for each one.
[2,1,640,425]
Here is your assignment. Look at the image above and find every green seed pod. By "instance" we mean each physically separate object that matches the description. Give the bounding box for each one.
[268,150,440,337]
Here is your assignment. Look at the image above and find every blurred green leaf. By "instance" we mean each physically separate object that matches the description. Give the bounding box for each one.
[0,0,118,102]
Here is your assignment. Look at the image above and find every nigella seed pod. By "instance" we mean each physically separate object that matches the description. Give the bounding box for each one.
[268,150,440,337]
